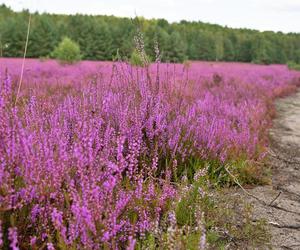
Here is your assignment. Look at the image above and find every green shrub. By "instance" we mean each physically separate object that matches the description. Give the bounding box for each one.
[51,37,81,64]
[39,55,50,62]
[130,49,150,67]
[287,61,300,71]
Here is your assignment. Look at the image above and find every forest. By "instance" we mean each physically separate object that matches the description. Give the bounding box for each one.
[1,3,300,64]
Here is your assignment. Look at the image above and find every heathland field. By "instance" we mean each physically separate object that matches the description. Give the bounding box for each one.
[1,57,300,249]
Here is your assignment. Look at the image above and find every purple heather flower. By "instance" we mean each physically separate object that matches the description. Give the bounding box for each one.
[0,220,3,247]
[8,227,19,250]
[127,236,136,250]
[47,242,55,250]
[30,236,37,246]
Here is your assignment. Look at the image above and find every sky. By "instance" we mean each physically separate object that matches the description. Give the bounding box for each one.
[1,0,300,33]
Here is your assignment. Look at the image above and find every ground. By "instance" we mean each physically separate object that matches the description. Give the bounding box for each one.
[237,91,300,249]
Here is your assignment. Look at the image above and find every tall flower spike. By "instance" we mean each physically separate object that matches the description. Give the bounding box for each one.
[8,227,19,250]
[0,220,3,247]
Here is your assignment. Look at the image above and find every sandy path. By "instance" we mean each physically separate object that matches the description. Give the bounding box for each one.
[243,91,300,249]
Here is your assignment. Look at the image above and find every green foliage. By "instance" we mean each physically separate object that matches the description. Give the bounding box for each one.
[215,33,224,61]
[28,14,58,57]
[175,155,270,189]
[130,49,150,66]
[287,61,300,71]
[1,4,300,63]
[135,169,271,249]
[294,49,300,64]
[175,193,196,226]
[51,37,81,64]
[164,31,187,62]
[0,14,28,57]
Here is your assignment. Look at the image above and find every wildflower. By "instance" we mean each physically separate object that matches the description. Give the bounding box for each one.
[47,242,55,250]
[198,187,206,198]
[31,205,40,222]
[127,236,136,250]
[30,236,37,246]
[194,168,208,182]
[8,227,19,250]
[197,212,207,250]
[0,220,3,247]
[167,212,177,250]
[168,211,176,227]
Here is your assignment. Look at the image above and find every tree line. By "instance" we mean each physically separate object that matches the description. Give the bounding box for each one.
[1,4,300,64]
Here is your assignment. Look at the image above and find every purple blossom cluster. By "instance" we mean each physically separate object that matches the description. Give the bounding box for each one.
[0,58,300,249]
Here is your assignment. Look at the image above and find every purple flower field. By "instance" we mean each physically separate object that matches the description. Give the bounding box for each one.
[0,58,300,249]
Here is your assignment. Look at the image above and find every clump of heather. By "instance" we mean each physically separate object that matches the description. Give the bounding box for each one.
[0,59,300,249]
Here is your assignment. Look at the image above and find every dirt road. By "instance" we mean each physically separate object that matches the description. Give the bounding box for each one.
[243,91,300,249]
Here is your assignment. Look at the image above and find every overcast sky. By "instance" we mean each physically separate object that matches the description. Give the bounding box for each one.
[1,0,300,33]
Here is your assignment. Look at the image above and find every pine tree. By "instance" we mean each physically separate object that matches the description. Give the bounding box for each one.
[28,14,58,58]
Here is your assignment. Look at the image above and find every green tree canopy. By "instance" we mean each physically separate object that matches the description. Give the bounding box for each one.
[51,37,81,64]
[1,4,300,64]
